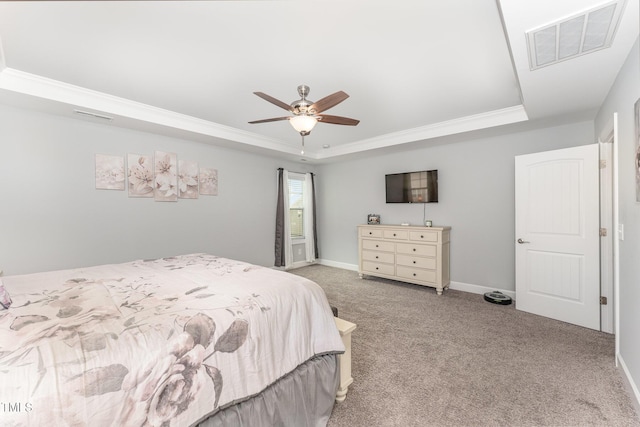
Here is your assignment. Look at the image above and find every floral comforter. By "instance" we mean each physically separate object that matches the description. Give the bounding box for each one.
[0,254,344,426]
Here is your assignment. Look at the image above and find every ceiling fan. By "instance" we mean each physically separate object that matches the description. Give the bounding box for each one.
[249,85,360,138]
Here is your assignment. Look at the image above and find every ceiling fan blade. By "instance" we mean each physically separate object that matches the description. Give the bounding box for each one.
[253,92,292,112]
[310,91,349,114]
[317,114,360,126]
[248,116,291,124]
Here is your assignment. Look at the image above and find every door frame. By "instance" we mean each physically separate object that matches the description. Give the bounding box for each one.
[599,113,619,357]
[599,137,614,334]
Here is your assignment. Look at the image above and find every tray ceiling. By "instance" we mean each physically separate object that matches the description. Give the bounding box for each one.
[0,0,637,162]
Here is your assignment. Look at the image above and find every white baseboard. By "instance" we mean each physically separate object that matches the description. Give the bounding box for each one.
[318,259,359,271]
[617,353,640,411]
[449,281,515,300]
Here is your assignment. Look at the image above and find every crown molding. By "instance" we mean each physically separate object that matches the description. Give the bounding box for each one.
[0,67,305,156]
[317,105,529,159]
[0,66,528,161]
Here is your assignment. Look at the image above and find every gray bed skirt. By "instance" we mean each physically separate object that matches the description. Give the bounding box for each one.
[195,353,340,427]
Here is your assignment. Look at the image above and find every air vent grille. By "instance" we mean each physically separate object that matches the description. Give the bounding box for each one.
[73,109,113,121]
[526,1,625,70]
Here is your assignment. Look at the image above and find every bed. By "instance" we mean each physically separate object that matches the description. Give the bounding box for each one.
[0,253,345,426]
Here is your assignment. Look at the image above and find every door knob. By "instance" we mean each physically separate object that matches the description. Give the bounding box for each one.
[517,238,530,244]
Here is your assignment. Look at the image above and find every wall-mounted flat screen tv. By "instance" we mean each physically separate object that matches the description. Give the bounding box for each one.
[385,170,438,203]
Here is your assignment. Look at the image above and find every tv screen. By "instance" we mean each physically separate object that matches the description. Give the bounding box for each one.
[385,170,438,203]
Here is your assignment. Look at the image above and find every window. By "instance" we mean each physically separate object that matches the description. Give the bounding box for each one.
[288,175,305,238]
[274,169,317,268]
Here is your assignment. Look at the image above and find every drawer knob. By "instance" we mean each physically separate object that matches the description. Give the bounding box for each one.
[376,256,379,259]
[413,261,416,264]
[393,233,396,236]
[413,248,416,252]
[376,267,379,270]
[421,235,424,238]
[369,232,373,235]
[376,244,379,248]
[413,273,417,277]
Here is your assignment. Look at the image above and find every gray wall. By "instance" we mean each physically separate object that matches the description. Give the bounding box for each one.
[316,121,595,291]
[595,38,640,400]
[0,104,314,275]
[0,41,636,399]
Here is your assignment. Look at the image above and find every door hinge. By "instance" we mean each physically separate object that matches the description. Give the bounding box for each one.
[600,296,608,305]
[600,159,607,169]
[600,228,607,237]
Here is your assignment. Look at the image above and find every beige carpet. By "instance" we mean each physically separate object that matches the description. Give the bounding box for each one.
[291,264,640,427]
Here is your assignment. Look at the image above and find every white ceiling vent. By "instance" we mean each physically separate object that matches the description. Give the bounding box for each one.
[73,109,114,121]
[526,0,626,70]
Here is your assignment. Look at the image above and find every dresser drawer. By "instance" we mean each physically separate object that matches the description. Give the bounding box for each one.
[362,239,395,252]
[396,254,436,270]
[409,230,439,242]
[383,229,409,240]
[362,250,395,264]
[396,243,437,257]
[362,239,396,252]
[360,228,383,238]
[362,261,395,276]
[397,266,437,283]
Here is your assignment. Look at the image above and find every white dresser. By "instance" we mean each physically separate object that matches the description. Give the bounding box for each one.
[357,224,451,294]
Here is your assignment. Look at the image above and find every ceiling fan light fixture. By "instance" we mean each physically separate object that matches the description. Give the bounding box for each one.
[250,85,359,143]
[289,115,317,135]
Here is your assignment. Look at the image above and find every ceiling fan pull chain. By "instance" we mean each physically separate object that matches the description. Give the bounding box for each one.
[301,134,305,155]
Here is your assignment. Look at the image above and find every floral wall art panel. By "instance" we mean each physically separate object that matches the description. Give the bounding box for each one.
[95,154,125,190]
[178,159,199,199]
[154,151,178,202]
[127,154,154,198]
[199,167,218,196]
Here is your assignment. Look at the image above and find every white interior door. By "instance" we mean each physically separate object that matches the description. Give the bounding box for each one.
[515,144,600,330]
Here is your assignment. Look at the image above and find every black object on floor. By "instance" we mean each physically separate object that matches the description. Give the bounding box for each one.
[484,291,512,305]
[331,306,338,317]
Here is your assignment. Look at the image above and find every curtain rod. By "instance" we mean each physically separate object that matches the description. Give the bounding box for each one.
[277,168,315,176]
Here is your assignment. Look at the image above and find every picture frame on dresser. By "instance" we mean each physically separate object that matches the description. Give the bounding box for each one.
[367,214,381,225]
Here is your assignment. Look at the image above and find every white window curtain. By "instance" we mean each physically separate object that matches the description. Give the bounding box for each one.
[303,173,316,263]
